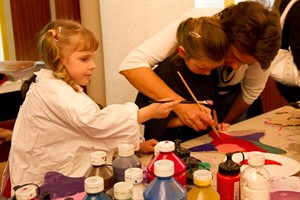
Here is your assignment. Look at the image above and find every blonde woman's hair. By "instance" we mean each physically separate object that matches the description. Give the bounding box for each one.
[176,17,229,62]
[38,19,99,91]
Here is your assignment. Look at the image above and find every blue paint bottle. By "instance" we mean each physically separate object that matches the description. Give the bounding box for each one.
[83,176,112,200]
[143,159,187,200]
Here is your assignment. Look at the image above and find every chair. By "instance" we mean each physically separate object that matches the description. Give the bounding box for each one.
[0,119,15,198]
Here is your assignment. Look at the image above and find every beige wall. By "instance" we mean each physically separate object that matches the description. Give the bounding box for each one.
[99,0,194,105]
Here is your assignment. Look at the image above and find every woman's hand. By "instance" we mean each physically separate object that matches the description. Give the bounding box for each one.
[0,128,12,145]
[173,104,214,131]
[139,139,158,154]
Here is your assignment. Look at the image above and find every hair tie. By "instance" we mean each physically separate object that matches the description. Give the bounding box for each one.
[47,29,56,36]
[189,31,201,38]
[47,27,62,42]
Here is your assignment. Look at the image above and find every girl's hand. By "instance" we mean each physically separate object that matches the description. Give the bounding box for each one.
[138,98,180,124]
[217,123,230,131]
[149,98,180,119]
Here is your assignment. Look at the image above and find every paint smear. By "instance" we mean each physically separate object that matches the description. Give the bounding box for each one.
[189,131,286,154]
[216,143,245,152]
[241,159,282,166]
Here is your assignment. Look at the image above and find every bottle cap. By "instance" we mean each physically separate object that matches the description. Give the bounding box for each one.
[218,151,244,176]
[90,151,107,166]
[157,140,175,152]
[193,169,213,186]
[248,152,265,166]
[84,176,104,194]
[113,181,133,199]
[125,167,143,184]
[154,159,174,177]
[15,184,38,200]
[154,144,159,156]
[118,143,134,157]
[193,169,212,181]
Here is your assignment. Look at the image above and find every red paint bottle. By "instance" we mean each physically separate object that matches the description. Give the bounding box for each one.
[147,140,187,188]
[217,151,244,200]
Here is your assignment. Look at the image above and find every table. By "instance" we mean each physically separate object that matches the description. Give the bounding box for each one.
[0,61,38,94]
[0,80,24,94]
[140,106,300,188]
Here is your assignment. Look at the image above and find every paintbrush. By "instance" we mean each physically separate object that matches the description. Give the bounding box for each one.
[149,100,213,105]
[177,71,221,139]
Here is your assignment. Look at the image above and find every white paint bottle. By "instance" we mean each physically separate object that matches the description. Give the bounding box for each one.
[241,152,270,200]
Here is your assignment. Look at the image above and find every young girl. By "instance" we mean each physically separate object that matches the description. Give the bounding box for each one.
[136,17,230,142]
[5,19,177,189]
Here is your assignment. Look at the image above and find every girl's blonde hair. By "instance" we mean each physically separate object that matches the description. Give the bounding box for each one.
[38,19,99,91]
[176,17,229,62]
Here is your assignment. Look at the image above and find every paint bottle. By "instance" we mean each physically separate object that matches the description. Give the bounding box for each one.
[241,152,270,200]
[186,154,206,186]
[186,160,200,185]
[187,169,220,200]
[113,181,133,200]
[174,139,190,159]
[147,140,187,187]
[85,151,115,193]
[112,143,141,183]
[217,151,244,200]
[174,138,200,185]
[83,176,112,200]
[124,167,145,200]
[41,191,51,200]
[14,184,39,200]
[143,159,187,200]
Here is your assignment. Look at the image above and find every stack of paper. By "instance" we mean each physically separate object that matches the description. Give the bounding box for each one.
[0,61,44,81]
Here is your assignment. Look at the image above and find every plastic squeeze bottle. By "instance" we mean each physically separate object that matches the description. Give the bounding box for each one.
[113,181,134,200]
[85,151,115,193]
[147,140,187,187]
[112,143,141,183]
[217,151,244,200]
[124,167,145,200]
[143,159,187,200]
[187,169,220,200]
[83,176,112,200]
[241,152,270,200]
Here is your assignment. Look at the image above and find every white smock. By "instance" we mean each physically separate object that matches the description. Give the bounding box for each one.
[7,69,141,188]
[119,8,270,105]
